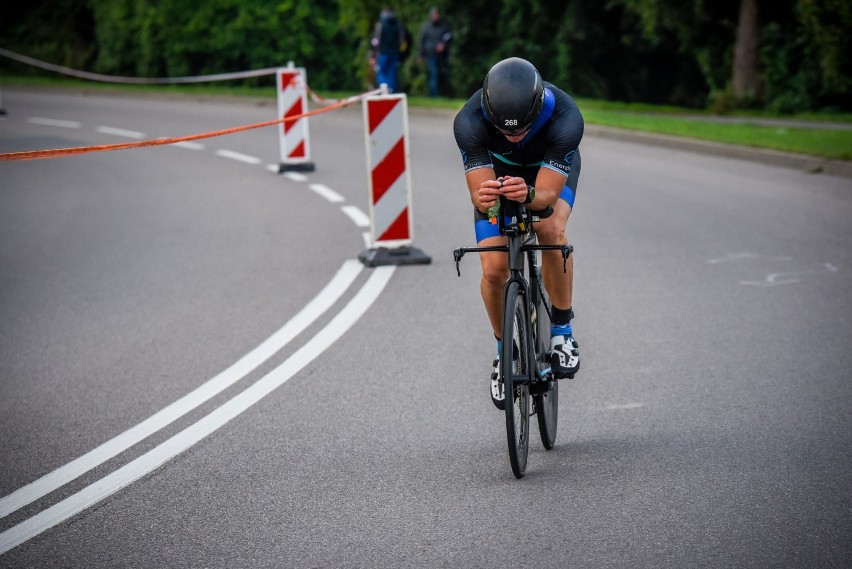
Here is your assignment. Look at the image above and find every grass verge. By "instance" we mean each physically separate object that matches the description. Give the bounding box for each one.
[582,110,852,160]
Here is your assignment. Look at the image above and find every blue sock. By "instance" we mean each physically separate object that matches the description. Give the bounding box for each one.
[551,323,572,338]
[496,338,520,359]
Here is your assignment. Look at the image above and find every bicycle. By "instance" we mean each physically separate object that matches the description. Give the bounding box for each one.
[454,196,573,478]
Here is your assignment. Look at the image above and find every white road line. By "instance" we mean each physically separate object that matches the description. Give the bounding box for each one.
[0,261,364,519]
[361,232,373,250]
[96,126,145,139]
[216,149,262,165]
[0,264,394,555]
[284,172,308,182]
[173,141,205,151]
[341,205,371,228]
[266,164,280,173]
[27,117,81,129]
[309,183,345,203]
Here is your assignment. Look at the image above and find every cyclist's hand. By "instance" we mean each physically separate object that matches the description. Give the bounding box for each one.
[499,176,529,203]
[476,179,502,212]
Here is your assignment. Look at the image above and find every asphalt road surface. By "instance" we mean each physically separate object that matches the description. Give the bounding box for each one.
[1,88,850,568]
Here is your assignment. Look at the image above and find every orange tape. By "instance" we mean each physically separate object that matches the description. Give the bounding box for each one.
[0,88,383,162]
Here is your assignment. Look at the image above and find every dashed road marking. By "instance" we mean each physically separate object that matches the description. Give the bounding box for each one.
[215,149,262,165]
[22,117,372,243]
[309,183,345,203]
[174,141,205,151]
[28,117,81,128]
[284,172,309,182]
[96,126,145,139]
[341,205,370,227]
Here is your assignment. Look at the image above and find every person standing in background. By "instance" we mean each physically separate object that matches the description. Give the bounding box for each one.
[418,6,452,97]
[369,6,405,93]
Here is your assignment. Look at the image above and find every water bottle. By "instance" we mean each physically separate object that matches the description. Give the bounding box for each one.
[487,202,500,225]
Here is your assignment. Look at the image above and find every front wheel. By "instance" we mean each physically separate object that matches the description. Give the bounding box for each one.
[531,273,558,449]
[502,281,531,479]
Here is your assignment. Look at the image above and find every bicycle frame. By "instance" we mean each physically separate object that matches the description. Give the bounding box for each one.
[454,198,572,477]
[453,198,573,383]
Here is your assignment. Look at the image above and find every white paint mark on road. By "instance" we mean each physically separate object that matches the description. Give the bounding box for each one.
[362,232,373,249]
[284,172,309,182]
[740,263,838,287]
[266,164,280,173]
[173,141,205,151]
[707,253,792,264]
[28,117,81,129]
[215,149,262,165]
[341,205,370,228]
[309,183,345,203]
[0,264,395,555]
[96,126,145,139]
[0,261,364,519]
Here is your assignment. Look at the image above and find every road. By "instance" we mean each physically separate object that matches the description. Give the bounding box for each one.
[1,88,850,568]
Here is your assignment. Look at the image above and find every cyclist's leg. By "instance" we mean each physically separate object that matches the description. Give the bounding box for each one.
[535,153,581,377]
[475,211,510,407]
[474,211,509,338]
[536,198,573,310]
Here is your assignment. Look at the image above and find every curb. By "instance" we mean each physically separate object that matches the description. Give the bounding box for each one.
[585,125,852,179]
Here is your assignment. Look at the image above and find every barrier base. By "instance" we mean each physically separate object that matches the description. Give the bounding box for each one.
[358,246,432,267]
[278,161,315,173]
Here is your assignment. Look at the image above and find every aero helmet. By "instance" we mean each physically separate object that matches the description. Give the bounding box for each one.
[481,57,544,136]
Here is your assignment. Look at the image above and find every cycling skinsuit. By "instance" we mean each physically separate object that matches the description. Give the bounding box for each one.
[452,82,584,243]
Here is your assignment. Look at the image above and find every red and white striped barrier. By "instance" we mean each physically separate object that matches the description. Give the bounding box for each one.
[358,93,430,267]
[276,64,315,172]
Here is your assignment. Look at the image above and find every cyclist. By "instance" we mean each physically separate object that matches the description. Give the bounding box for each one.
[453,57,583,405]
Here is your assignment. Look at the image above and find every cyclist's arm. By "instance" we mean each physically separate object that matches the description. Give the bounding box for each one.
[530,167,569,209]
[465,167,502,214]
[498,168,566,210]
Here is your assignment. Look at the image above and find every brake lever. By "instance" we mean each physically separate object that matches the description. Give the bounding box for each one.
[561,245,573,273]
[453,248,466,277]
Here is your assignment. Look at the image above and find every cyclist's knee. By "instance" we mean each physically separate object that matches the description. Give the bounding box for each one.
[536,221,566,244]
[536,204,571,244]
[481,261,509,287]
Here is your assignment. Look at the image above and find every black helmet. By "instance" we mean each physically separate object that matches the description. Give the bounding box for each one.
[481,57,544,135]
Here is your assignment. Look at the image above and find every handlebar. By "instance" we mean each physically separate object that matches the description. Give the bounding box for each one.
[453,197,570,277]
[495,196,553,236]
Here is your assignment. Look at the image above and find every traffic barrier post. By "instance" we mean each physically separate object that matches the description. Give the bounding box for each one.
[276,63,315,173]
[358,92,430,267]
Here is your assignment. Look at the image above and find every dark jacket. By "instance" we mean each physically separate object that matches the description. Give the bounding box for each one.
[419,19,452,58]
[373,12,403,55]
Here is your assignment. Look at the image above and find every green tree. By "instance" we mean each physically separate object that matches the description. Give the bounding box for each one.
[2,0,849,110]
[796,0,852,108]
[0,0,96,71]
